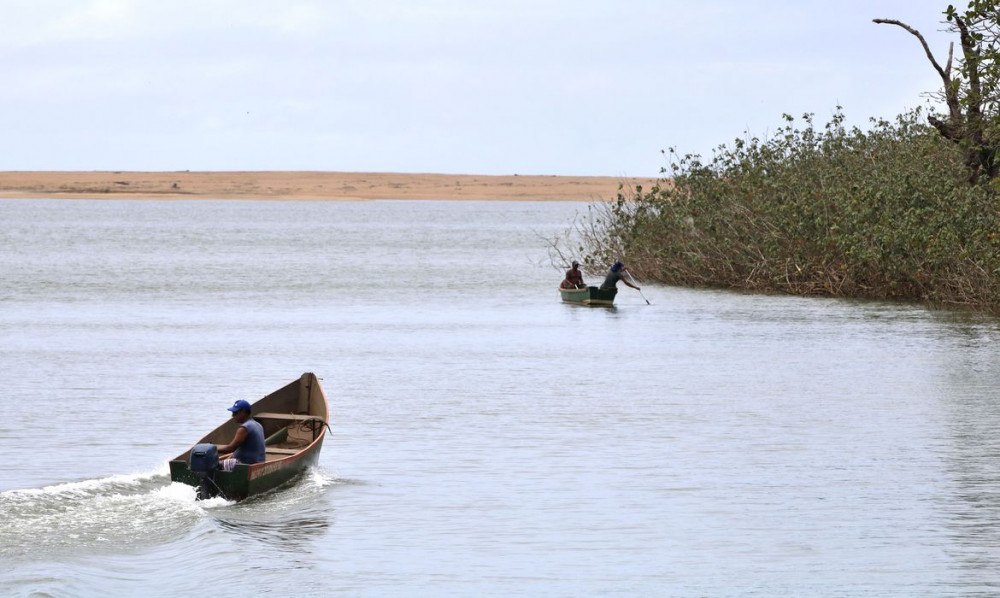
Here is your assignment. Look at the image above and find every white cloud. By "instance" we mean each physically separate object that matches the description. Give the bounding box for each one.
[0,0,968,174]
[48,0,137,41]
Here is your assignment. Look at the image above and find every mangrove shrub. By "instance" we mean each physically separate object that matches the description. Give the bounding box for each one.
[574,108,1000,313]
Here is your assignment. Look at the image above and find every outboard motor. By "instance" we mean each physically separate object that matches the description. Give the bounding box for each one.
[189,443,219,500]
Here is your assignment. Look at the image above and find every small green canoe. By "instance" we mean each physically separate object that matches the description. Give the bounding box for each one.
[169,372,329,501]
[559,285,617,306]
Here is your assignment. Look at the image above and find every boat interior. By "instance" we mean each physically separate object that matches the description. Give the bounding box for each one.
[259,412,326,462]
[172,373,328,465]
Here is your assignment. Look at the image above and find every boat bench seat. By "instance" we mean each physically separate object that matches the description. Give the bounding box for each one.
[257,413,325,444]
[265,447,299,455]
[255,412,323,422]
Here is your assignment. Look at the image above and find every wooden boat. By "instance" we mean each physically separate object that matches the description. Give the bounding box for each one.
[559,285,617,306]
[169,372,329,501]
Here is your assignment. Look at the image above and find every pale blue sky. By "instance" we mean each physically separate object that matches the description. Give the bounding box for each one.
[0,1,957,176]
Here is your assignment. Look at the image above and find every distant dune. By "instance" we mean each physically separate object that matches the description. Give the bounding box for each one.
[0,171,656,201]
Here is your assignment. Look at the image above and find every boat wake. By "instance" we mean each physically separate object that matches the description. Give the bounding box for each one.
[0,465,341,562]
[2,466,170,501]
[0,466,196,561]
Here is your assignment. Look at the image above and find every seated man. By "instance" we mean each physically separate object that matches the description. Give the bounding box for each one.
[216,399,266,471]
[560,260,586,289]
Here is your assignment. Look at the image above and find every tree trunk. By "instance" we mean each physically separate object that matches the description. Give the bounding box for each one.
[875,16,994,183]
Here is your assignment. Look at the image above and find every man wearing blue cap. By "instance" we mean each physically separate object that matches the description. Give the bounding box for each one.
[216,399,266,471]
[600,261,641,292]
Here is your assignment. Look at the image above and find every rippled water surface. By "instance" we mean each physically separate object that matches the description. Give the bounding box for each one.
[2,199,1000,596]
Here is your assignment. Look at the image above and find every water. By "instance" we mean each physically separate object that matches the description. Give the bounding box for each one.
[2,198,1000,596]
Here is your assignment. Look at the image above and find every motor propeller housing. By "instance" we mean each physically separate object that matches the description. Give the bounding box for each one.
[189,443,220,499]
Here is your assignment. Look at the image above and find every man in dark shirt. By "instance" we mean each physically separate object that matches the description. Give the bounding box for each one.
[600,261,641,291]
[216,399,266,471]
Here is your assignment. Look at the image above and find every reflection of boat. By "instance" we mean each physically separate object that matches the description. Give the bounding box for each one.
[214,515,331,551]
[559,285,617,306]
[169,373,329,501]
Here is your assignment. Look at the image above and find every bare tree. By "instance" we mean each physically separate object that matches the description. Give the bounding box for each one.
[875,3,1000,183]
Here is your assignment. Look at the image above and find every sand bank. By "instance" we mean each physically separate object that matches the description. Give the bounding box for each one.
[0,171,655,201]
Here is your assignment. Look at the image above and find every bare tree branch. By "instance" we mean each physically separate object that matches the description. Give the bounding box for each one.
[873,18,966,145]
[871,14,1000,181]
[873,19,952,83]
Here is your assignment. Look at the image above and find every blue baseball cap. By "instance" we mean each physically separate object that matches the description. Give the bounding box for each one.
[227,399,252,413]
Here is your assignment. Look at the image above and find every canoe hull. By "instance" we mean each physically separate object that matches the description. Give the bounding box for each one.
[559,285,617,306]
[169,372,329,501]
[168,437,323,501]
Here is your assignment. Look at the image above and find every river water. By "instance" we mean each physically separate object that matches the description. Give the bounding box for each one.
[1,198,1000,596]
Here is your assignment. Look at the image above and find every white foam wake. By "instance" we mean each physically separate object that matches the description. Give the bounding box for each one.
[0,464,170,500]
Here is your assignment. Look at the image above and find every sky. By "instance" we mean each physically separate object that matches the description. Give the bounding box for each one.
[0,0,961,177]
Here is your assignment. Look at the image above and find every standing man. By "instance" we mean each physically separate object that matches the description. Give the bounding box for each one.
[561,260,586,289]
[600,261,641,292]
[216,399,266,471]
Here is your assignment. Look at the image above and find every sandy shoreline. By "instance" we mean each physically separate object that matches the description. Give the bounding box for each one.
[0,171,655,201]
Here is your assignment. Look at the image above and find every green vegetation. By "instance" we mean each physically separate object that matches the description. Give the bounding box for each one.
[568,108,1000,313]
[558,4,1000,315]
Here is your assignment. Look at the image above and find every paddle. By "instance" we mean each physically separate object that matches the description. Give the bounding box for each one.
[626,271,651,305]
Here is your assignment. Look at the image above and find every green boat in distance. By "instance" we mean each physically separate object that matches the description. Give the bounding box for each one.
[169,372,329,501]
[559,285,617,306]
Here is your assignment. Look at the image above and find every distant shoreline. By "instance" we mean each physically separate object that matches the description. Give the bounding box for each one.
[0,171,655,201]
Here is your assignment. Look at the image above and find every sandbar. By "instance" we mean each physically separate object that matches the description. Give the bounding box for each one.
[0,171,656,201]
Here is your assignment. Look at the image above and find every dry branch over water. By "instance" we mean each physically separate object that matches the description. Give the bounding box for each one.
[0,171,654,201]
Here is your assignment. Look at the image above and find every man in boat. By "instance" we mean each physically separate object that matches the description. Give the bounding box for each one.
[560,260,585,289]
[600,261,641,292]
[216,399,266,471]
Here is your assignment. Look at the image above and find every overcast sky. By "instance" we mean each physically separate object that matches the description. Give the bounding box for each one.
[0,1,958,176]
